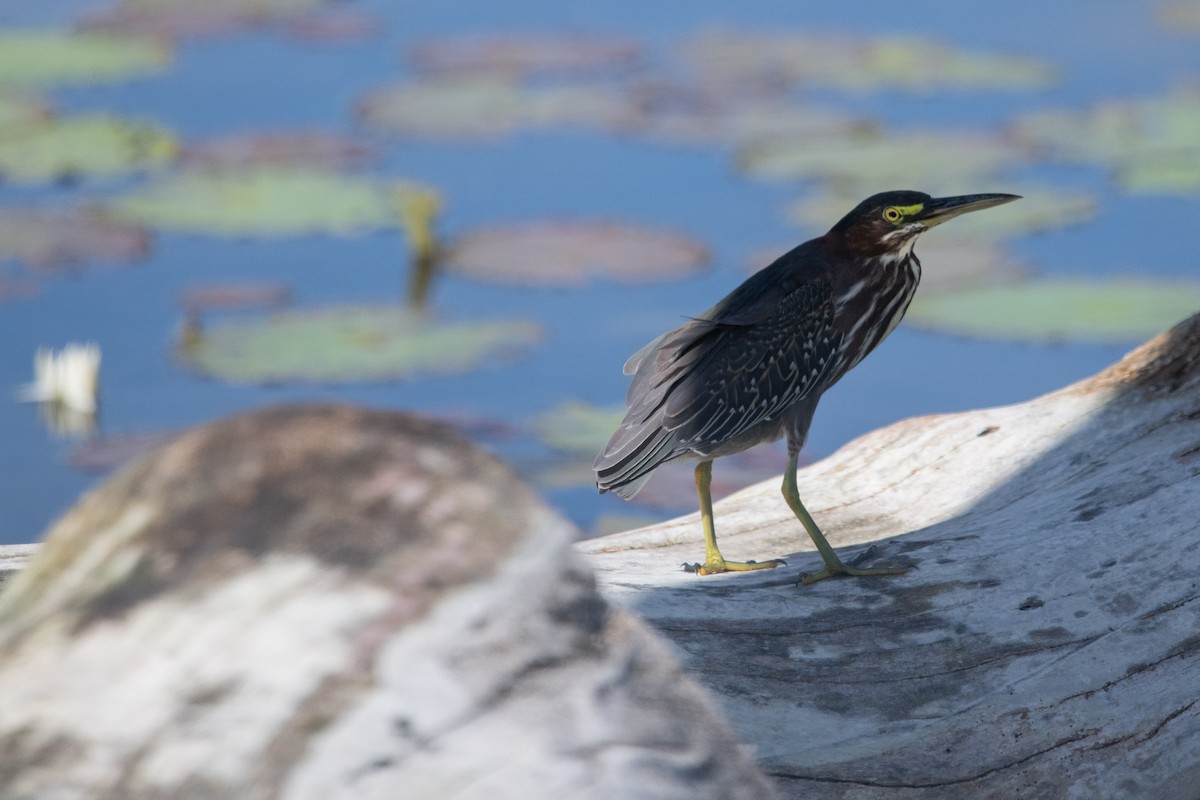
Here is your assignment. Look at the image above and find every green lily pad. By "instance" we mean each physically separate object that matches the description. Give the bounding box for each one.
[905,278,1200,343]
[358,76,640,139]
[786,188,1096,239]
[533,401,626,455]
[745,238,1027,295]
[407,34,643,76]
[1013,88,1200,192]
[0,31,169,87]
[178,305,543,383]
[1119,157,1200,195]
[680,30,1055,92]
[444,221,709,285]
[738,130,1025,188]
[0,207,151,270]
[0,114,177,184]
[108,169,428,236]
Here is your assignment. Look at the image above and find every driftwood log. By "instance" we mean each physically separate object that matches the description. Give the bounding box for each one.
[579,314,1200,798]
[0,407,775,800]
[1,315,1199,799]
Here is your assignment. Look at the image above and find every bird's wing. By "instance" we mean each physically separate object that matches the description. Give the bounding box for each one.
[595,276,840,496]
[661,277,840,450]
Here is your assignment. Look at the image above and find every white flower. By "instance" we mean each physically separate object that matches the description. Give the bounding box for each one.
[17,343,101,414]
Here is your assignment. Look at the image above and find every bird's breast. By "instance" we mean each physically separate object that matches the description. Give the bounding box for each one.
[835,254,922,374]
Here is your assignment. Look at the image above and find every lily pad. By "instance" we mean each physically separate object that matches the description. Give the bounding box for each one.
[180,132,378,170]
[1159,2,1200,32]
[68,429,182,473]
[358,76,641,139]
[0,207,152,269]
[78,0,330,40]
[178,305,543,383]
[0,92,50,133]
[1119,157,1200,195]
[0,114,177,184]
[178,282,291,313]
[1013,88,1200,192]
[633,83,872,146]
[532,441,798,512]
[680,30,1055,92]
[905,278,1200,343]
[444,221,709,286]
[0,31,169,87]
[281,11,378,42]
[407,34,643,76]
[786,188,1096,239]
[745,239,1027,295]
[739,130,1025,189]
[108,169,425,236]
[533,401,626,455]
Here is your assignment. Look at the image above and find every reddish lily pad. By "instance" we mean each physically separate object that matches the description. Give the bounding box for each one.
[178,305,543,383]
[679,29,1055,92]
[444,221,710,286]
[180,132,378,170]
[358,76,641,139]
[0,92,51,134]
[407,34,643,76]
[1159,2,1200,32]
[633,82,872,146]
[68,429,183,472]
[179,282,292,313]
[77,0,330,40]
[282,11,378,42]
[0,207,151,270]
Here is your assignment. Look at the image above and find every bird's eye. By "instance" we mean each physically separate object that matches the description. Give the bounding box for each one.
[882,207,903,223]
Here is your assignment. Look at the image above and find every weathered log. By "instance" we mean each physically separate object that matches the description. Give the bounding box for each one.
[0,406,776,800]
[579,313,1200,799]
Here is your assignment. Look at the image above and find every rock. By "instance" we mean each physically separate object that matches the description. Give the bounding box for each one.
[579,313,1200,799]
[0,405,776,800]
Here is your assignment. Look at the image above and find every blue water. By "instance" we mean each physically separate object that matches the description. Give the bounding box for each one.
[2,0,1199,543]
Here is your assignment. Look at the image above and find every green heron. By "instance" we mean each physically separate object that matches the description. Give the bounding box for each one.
[594,190,1019,582]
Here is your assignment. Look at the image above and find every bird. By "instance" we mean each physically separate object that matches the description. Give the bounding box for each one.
[593,190,1020,582]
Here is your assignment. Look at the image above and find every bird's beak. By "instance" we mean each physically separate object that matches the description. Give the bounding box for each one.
[918,193,1021,228]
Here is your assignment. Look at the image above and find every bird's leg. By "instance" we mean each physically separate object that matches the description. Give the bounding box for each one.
[686,460,786,575]
[782,451,908,584]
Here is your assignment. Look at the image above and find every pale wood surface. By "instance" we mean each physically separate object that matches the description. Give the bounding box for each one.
[0,406,775,800]
[579,314,1200,799]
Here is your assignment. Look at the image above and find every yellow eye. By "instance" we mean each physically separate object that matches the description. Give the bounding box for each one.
[883,207,903,223]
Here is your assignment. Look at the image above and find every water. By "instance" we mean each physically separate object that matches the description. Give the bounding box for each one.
[2,0,1199,543]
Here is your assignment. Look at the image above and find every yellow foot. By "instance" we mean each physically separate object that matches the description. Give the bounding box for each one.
[799,545,909,585]
[683,558,787,575]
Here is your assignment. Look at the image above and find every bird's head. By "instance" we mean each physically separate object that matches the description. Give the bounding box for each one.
[829,190,1020,259]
